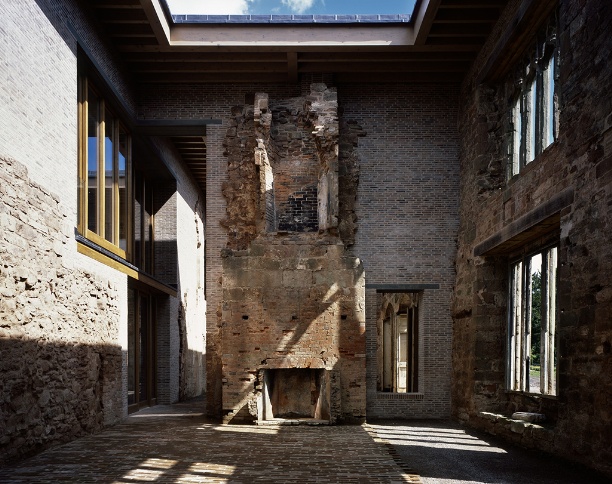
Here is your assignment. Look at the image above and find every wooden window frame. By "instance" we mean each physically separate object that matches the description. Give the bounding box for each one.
[78,75,132,260]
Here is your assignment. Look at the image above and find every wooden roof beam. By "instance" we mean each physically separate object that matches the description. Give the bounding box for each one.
[139,0,171,46]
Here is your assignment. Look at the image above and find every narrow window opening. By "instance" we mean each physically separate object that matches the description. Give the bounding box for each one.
[508,246,558,395]
[378,293,420,393]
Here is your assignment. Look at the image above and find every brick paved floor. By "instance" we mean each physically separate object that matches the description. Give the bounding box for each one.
[0,399,418,483]
[1,401,609,483]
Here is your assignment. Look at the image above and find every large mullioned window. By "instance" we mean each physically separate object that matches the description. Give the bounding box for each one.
[507,246,558,395]
[78,77,131,258]
[510,23,558,177]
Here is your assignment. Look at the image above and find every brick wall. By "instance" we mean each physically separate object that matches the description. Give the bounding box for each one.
[452,0,612,476]
[139,81,460,419]
[340,83,460,418]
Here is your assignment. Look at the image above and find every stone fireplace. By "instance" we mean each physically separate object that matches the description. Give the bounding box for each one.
[220,84,366,424]
[260,369,330,422]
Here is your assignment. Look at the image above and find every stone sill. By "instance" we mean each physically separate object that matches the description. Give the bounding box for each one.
[505,390,558,401]
[478,412,555,439]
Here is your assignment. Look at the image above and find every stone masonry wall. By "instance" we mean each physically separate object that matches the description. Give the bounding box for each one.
[1,0,207,464]
[0,156,122,464]
[452,0,612,476]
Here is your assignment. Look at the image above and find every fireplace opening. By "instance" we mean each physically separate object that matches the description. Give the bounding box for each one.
[260,368,330,423]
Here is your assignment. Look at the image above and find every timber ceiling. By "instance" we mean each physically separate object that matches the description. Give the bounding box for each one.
[83,0,509,189]
[87,0,509,84]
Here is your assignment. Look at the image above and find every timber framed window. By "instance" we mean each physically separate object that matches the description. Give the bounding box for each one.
[78,76,131,259]
[378,293,420,393]
[509,18,558,177]
[507,245,558,395]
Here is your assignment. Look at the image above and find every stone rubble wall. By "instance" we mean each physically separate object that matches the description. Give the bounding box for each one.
[452,0,612,476]
[0,156,123,464]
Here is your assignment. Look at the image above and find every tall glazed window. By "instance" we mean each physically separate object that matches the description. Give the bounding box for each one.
[78,77,131,259]
[508,18,558,177]
[507,246,558,395]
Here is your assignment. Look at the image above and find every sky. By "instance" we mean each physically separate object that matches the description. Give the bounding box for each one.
[165,0,416,16]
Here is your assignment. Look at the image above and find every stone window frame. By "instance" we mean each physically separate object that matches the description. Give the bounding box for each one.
[508,15,559,178]
[507,243,558,396]
[78,74,133,260]
[377,292,421,394]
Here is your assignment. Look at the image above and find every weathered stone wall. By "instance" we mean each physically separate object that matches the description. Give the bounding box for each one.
[452,0,612,476]
[0,0,207,462]
[0,156,123,464]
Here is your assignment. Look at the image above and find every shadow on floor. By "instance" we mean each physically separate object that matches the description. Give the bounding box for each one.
[369,419,610,484]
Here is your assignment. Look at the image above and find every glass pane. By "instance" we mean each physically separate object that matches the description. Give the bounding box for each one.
[104,110,114,243]
[134,174,143,268]
[144,184,153,274]
[544,55,555,148]
[528,253,542,393]
[127,289,136,405]
[382,318,392,391]
[87,87,99,234]
[510,261,523,391]
[139,295,149,403]
[512,97,521,176]
[547,247,558,395]
[526,80,536,164]
[118,127,129,251]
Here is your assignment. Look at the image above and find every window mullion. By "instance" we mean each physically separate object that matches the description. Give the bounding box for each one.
[113,121,120,245]
[541,250,549,393]
[98,100,106,240]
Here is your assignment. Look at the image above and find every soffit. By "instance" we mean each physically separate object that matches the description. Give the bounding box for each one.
[83,0,508,191]
[86,0,509,84]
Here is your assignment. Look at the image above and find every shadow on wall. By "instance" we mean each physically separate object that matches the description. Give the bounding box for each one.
[220,241,366,424]
[0,338,123,465]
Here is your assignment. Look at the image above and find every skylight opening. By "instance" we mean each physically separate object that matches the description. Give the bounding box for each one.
[164,0,417,22]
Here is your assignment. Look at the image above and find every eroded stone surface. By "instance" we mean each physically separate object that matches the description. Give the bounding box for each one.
[0,156,122,464]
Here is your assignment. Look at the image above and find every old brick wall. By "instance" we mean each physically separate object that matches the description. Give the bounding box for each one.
[138,80,460,419]
[453,0,612,476]
[138,82,304,416]
[221,237,366,423]
[339,83,460,418]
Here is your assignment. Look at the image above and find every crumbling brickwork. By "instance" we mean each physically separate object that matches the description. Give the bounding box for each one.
[219,85,365,423]
[221,237,366,423]
[452,0,612,476]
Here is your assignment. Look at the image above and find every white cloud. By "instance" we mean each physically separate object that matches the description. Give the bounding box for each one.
[165,0,253,15]
[281,0,316,14]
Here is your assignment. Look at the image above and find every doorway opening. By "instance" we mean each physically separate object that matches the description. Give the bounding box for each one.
[128,288,157,412]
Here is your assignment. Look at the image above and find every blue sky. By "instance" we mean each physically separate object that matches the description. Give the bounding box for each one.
[165,0,416,15]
